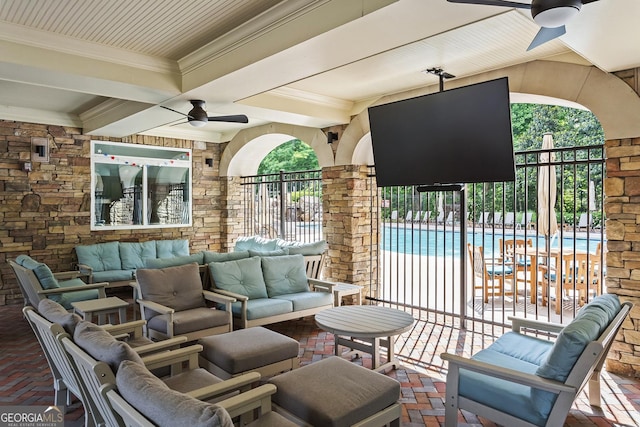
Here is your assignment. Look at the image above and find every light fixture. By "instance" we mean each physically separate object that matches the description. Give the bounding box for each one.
[31,137,49,163]
[532,0,581,28]
[187,100,208,127]
[327,131,339,144]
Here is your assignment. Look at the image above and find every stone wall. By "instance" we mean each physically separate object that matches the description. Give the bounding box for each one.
[322,165,378,299]
[605,68,640,377]
[0,120,229,306]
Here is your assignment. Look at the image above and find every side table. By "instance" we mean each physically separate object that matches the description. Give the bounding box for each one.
[71,296,129,325]
[332,282,362,306]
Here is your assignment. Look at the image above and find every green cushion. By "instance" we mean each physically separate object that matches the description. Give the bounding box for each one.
[116,360,233,427]
[261,255,309,297]
[74,320,144,373]
[273,291,333,311]
[279,240,328,256]
[202,250,250,264]
[92,270,134,282]
[155,240,189,258]
[234,236,278,252]
[75,241,122,272]
[16,255,59,289]
[50,278,101,311]
[248,248,289,257]
[208,257,268,299]
[145,252,204,269]
[233,298,293,320]
[120,241,157,270]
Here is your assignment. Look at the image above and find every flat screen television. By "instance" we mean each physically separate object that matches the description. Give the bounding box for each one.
[368,77,516,187]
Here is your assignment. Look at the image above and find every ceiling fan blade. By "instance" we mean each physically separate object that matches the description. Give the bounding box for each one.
[170,120,189,127]
[527,25,566,51]
[446,0,530,9]
[581,0,599,4]
[160,105,190,118]
[207,115,249,123]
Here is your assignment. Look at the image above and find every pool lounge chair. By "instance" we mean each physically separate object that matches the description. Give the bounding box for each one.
[477,212,491,226]
[503,212,515,228]
[516,212,534,230]
[421,211,431,223]
[436,211,445,224]
[492,212,502,226]
[577,213,593,231]
[404,210,413,222]
[412,211,422,222]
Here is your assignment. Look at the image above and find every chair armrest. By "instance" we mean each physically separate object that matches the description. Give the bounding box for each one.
[217,384,277,419]
[131,337,189,355]
[75,263,94,282]
[101,319,146,336]
[37,281,107,296]
[441,352,575,394]
[508,316,564,334]
[137,299,174,315]
[140,344,203,372]
[202,290,236,304]
[186,372,262,401]
[209,288,248,302]
[307,278,337,293]
[53,270,90,281]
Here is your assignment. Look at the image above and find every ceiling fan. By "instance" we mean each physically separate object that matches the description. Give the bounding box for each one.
[446,0,600,50]
[161,100,248,127]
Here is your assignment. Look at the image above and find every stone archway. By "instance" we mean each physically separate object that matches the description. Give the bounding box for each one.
[336,60,640,165]
[220,123,334,177]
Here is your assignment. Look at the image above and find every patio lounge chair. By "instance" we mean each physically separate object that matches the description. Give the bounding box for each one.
[412,211,422,222]
[503,212,516,228]
[492,212,502,226]
[442,294,632,427]
[404,210,413,222]
[436,211,445,224]
[577,213,593,231]
[517,212,534,230]
[389,210,398,222]
[477,212,491,226]
[9,256,107,310]
[421,211,431,223]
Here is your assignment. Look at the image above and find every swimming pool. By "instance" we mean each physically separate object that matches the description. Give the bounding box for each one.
[381,225,603,257]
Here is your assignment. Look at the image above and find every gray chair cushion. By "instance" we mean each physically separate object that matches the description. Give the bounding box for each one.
[208,257,268,299]
[269,356,400,427]
[116,360,233,427]
[73,321,143,373]
[199,327,298,374]
[38,299,82,335]
[147,307,230,336]
[261,255,309,297]
[136,263,206,313]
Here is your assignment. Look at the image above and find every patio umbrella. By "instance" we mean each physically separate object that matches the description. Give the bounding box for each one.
[537,132,558,244]
[588,180,597,212]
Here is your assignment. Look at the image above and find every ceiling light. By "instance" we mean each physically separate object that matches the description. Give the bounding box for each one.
[187,101,208,127]
[531,0,581,28]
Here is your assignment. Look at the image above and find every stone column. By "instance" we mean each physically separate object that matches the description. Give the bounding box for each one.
[322,165,378,301]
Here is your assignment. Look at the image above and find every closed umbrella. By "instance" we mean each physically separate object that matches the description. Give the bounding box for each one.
[588,180,596,212]
[537,133,558,301]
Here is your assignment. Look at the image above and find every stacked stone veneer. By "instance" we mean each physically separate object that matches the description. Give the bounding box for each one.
[322,165,378,299]
[0,121,236,306]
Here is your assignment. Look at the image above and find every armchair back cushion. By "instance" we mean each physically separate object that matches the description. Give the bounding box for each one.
[15,255,59,289]
[74,320,143,372]
[248,248,289,257]
[38,299,82,335]
[117,360,233,427]
[120,241,157,270]
[278,239,328,256]
[208,256,268,299]
[203,250,249,264]
[261,254,309,297]
[136,263,206,313]
[155,239,189,259]
[75,241,122,272]
[145,252,205,269]
[234,236,279,252]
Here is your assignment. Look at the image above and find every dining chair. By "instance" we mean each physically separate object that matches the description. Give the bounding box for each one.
[543,251,601,314]
[499,238,534,301]
[467,244,515,303]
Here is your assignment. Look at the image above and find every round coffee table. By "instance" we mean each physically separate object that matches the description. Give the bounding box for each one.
[315,305,414,371]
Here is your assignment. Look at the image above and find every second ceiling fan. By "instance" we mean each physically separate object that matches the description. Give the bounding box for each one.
[447,0,600,50]
[162,100,249,127]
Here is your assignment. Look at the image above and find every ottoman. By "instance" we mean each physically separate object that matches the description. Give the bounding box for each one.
[268,356,401,427]
[199,327,299,379]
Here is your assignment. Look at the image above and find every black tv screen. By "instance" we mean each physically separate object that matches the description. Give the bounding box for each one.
[369,77,515,187]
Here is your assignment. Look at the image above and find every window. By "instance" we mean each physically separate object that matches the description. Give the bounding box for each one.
[91,141,192,230]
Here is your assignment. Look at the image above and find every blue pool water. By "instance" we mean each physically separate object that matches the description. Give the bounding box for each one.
[381,225,603,257]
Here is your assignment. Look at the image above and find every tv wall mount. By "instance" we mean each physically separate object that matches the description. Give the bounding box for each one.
[424,67,456,92]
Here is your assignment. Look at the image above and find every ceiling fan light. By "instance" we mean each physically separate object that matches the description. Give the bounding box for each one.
[532,1,581,28]
[188,119,207,127]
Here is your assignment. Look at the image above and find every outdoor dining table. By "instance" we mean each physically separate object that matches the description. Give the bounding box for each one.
[513,247,589,305]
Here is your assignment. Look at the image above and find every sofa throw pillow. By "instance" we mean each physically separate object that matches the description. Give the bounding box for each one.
[75,241,122,272]
[203,250,250,264]
[261,254,309,297]
[145,252,204,269]
[136,263,205,312]
[38,299,82,335]
[208,256,268,299]
[279,240,328,256]
[74,321,143,373]
[116,360,233,427]
[16,255,60,290]
[120,241,157,270]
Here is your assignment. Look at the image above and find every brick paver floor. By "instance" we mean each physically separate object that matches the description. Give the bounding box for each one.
[2,295,639,426]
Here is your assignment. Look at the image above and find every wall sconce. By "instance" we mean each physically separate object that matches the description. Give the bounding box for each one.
[327,131,339,144]
[31,137,49,163]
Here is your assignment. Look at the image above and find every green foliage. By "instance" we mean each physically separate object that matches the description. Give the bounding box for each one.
[290,189,321,203]
[258,139,319,174]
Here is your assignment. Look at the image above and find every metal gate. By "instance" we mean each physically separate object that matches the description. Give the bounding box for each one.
[371,144,605,328]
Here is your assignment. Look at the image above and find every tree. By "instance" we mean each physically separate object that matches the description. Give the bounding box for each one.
[258,139,319,174]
